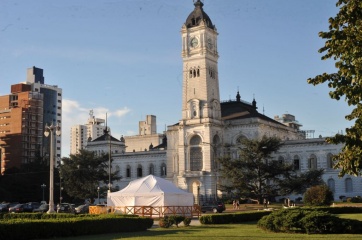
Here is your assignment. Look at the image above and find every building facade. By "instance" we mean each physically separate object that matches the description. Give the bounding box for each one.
[0,84,43,174]
[0,67,62,173]
[124,115,164,153]
[70,110,107,154]
[26,66,62,165]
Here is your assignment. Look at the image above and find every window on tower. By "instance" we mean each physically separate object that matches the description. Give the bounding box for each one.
[190,135,202,171]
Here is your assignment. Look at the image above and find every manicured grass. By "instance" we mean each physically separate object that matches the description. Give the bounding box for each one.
[45,215,362,240]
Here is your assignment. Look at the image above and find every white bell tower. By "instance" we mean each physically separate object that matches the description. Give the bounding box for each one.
[171,0,223,201]
[181,0,221,123]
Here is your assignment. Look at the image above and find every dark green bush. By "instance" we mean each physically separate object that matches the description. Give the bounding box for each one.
[159,215,187,228]
[350,196,362,203]
[257,208,362,234]
[300,211,343,234]
[183,217,191,226]
[304,206,362,214]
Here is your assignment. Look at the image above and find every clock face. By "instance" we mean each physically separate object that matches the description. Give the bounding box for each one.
[190,37,199,48]
[207,38,213,49]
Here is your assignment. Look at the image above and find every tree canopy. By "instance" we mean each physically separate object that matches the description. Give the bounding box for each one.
[307,0,362,176]
[218,136,324,202]
[60,150,120,201]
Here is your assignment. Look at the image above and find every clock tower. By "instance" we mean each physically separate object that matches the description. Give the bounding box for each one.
[181,0,221,122]
[168,0,223,201]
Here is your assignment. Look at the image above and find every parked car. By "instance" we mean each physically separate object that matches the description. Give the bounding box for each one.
[9,203,25,213]
[33,203,49,213]
[23,202,41,212]
[57,203,75,213]
[0,203,10,212]
[74,204,90,214]
[201,201,226,213]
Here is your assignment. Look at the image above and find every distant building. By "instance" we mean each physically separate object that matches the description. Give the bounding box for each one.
[25,66,62,165]
[0,66,62,173]
[70,110,107,154]
[124,115,164,153]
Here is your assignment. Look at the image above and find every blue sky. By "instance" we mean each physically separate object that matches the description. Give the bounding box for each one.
[0,0,352,157]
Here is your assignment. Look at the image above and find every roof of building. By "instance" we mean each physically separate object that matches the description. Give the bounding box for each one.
[91,130,121,143]
[221,92,285,127]
[185,0,215,30]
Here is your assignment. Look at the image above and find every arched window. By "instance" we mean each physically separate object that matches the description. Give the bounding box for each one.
[161,163,167,176]
[308,154,317,170]
[327,153,334,169]
[190,135,202,171]
[137,164,143,178]
[345,178,353,192]
[189,70,193,78]
[126,165,131,178]
[212,135,221,170]
[149,163,154,175]
[193,69,196,78]
[197,68,200,77]
[293,155,300,171]
[328,178,335,192]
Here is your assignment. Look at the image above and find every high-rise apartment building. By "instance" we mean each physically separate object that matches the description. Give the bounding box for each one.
[0,84,44,174]
[70,110,107,154]
[25,66,62,165]
[0,67,62,174]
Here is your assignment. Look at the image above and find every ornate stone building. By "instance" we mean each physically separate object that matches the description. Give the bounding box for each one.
[86,0,361,202]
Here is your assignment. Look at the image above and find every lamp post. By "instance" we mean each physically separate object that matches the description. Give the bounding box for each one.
[97,187,100,204]
[44,123,61,214]
[41,184,46,202]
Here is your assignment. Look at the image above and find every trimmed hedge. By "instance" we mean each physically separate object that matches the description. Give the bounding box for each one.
[305,206,362,214]
[198,207,362,225]
[199,211,271,224]
[0,214,153,240]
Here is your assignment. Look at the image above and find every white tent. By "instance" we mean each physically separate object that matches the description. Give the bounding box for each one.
[107,175,194,207]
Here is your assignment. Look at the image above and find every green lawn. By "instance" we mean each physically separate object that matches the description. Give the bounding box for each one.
[46,214,362,240]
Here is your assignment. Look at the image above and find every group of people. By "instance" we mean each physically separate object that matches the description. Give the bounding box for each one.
[232,200,240,210]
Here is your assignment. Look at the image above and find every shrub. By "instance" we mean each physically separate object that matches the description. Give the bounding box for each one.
[350,196,362,203]
[183,217,191,226]
[304,185,334,206]
[158,217,172,228]
[168,215,185,227]
[257,208,362,234]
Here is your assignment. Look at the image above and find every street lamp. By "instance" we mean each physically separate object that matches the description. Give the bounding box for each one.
[97,186,100,204]
[41,184,46,202]
[44,123,61,214]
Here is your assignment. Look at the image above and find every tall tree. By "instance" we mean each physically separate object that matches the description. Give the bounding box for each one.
[60,150,120,201]
[218,136,324,202]
[307,0,362,176]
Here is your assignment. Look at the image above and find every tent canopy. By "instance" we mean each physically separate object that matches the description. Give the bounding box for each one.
[107,175,194,207]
